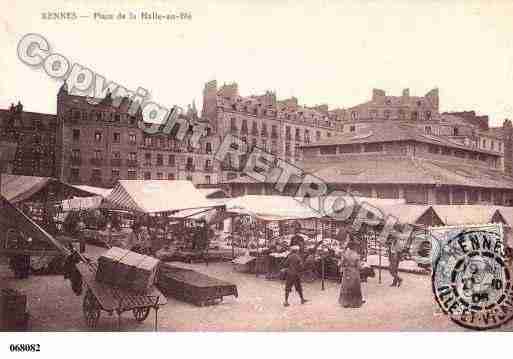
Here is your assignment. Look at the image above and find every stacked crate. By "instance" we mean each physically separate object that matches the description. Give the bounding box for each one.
[0,288,29,331]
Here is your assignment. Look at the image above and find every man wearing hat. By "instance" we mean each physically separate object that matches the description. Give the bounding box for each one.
[283,245,309,307]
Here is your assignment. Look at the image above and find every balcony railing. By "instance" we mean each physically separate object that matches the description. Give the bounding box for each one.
[185,165,195,171]
[126,160,138,167]
[90,158,103,166]
[111,159,122,167]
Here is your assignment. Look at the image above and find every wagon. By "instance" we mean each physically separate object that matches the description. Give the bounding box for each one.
[76,262,167,330]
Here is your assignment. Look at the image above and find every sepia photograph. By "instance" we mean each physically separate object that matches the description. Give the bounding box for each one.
[1,1,513,351]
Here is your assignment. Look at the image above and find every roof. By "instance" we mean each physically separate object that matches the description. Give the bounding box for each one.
[431,205,502,226]
[0,174,98,203]
[72,185,113,198]
[101,180,215,213]
[301,156,513,189]
[301,122,501,156]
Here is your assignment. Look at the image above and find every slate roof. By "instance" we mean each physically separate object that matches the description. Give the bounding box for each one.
[301,122,501,156]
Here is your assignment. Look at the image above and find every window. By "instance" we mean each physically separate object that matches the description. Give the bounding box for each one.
[71,149,80,160]
[304,130,310,143]
[453,127,459,136]
[351,111,358,121]
[262,140,267,151]
[94,150,102,159]
[499,143,503,152]
[364,143,383,152]
[128,170,137,179]
[286,126,291,140]
[441,147,452,156]
[128,152,137,161]
[316,131,321,141]
[92,169,102,179]
[156,154,163,166]
[205,176,211,184]
[411,112,418,121]
[327,132,332,138]
[205,159,212,169]
[72,129,80,141]
[261,123,268,136]
[112,151,121,159]
[73,110,81,120]
[339,144,358,153]
[144,136,151,147]
[129,133,136,144]
[491,141,495,151]
[320,146,337,155]
[113,132,121,143]
[70,168,79,180]
[156,172,163,180]
[168,154,175,166]
[295,128,301,141]
[425,111,432,120]
[206,142,212,154]
[230,117,237,131]
[114,114,120,122]
[428,145,439,154]
[111,169,120,179]
[425,126,432,135]
[285,142,291,156]
[168,173,175,180]
[144,153,151,164]
[384,110,391,120]
[271,125,278,138]
[186,175,193,181]
[349,125,356,132]
[370,110,377,119]
[482,139,487,148]
[251,138,257,150]
[81,112,88,121]
[144,172,151,180]
[94,131,102,142]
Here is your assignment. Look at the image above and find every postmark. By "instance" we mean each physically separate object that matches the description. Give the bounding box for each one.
[431,223,513,330]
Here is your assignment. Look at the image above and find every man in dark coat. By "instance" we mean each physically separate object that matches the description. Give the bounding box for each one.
[283,245,309,306]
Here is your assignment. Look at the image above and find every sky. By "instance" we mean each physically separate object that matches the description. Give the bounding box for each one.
[1,0,513,127]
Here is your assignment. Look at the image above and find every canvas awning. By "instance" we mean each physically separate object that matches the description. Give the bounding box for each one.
[71,185,112,198]
[0,174,96,204]
[101,180,216,214]
[431,205,504,226]
[225,195,322,220]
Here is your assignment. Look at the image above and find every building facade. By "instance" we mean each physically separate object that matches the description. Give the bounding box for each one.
[0,103,58,178]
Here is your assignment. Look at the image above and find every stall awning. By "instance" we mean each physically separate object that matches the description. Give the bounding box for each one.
[225,195,322,220]
[1,174,97,204]
[71,185,113,198]
[101,180,215,214]
[431,205,503,226]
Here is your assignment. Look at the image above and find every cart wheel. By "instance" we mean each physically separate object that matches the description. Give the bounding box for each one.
[83,289,101,328]
[132,307,151,322]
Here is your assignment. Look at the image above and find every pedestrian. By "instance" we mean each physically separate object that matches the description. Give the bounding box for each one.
[283,245,309,307]
[339,240,365,308]
[388,239,403,287]
[289,227,305,254]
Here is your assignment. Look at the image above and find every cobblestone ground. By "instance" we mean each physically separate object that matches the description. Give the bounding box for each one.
[1,245,512,331]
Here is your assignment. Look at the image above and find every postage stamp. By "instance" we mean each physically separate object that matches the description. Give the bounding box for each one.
[430,223,513,330]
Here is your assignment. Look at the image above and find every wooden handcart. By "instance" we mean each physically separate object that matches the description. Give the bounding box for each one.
[76,262,167,330]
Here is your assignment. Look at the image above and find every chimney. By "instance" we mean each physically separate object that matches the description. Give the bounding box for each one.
[372,89,386,101]
[402,88,410,97]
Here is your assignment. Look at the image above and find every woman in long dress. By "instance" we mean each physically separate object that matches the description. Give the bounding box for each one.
[339,241,365,308]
